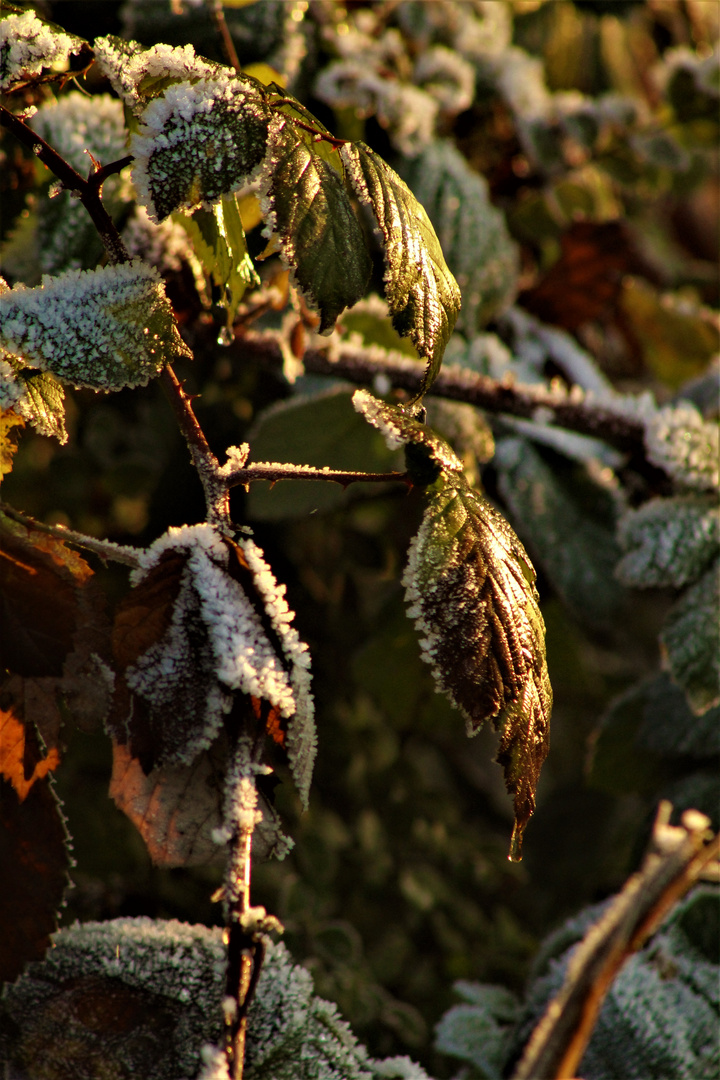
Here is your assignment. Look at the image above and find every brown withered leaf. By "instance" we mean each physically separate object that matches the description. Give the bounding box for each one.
[109,738,225,868]
[519,220,655,332]
[0,715,70,984]
[0,703,61,801]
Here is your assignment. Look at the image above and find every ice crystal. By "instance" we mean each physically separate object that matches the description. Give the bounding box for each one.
[0,261,190,390]
[30,91,127,173]
[93,35,221,111]
[0,9,85,92]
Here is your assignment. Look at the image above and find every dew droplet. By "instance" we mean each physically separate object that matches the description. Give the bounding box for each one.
[217,326,233,347]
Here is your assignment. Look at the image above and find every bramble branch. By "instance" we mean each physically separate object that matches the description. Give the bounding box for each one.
[234,328,651,457]
[223,462,409,490]
[511,803,719,1080]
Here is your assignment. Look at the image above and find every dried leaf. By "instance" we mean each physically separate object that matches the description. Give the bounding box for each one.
[0,408,24,481]
[0,705,61,802]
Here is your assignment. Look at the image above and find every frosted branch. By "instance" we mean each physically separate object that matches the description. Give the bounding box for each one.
[511,803,719,1080]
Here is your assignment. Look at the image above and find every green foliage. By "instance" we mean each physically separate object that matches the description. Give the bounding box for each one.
[341,144,461,395]
[399,142,518,334]
[661,560,720,716]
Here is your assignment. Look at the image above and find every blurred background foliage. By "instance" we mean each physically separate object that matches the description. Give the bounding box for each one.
[1,2,718,1076]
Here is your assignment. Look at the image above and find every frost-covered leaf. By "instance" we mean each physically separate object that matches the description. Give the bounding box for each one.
[93,35,224,112]
[353,392,552,859]
[341,142,461,396]
[259,119,371,333]
[0,920,431,1080]
[637,674,720,759]
[0,356,66,442]
[109,524,315,805]
[617,495,720,589]
[505,886,720,1080]
[174,194,259,331]
[129,72,271,222]
[400,142,518,334]
[435,983,518,1079]
[494,436,623,628]
[0,6,86,92]
[645,403,719,492]
[661,559,720,716]
[0,262,190,391]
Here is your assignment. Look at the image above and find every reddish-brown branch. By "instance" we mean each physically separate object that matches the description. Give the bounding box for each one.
[224,462,409,489]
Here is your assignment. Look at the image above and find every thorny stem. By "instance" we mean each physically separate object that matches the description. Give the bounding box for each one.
[224,462,409,489]
[0,104,129,265]
[511,804,719,1080]
[235,329,652,458]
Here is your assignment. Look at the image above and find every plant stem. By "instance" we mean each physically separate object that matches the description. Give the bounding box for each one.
[511,804,719,1080]
[224,462,409,489]
[209,0,242,74]
[0,503,141,567]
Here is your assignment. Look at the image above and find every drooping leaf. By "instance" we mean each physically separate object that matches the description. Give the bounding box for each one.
[0,262,191,391]
[494,435,623,628]
[341,142,461,396]
[616,494,720,589]
[353,392,552,859]
[660,559,720,716]
[0,5,87,92]
[0,771,71,986]
[260,119,372,333]
[400,141,518,334]
[174,194,259,331]
[0,520,92,678]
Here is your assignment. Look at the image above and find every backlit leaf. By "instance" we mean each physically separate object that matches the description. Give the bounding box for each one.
[341,142,461,396]
[354,392,552,859]
[0,356,66,443]
[0,262,191,391]
[260,118,372,332]
[400,141,518,333]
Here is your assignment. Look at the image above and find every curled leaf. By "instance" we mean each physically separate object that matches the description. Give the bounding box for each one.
[0,6,86,92]
[341,142,461,397]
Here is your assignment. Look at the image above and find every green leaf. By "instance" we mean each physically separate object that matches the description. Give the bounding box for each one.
[130,72,270,222]
[661,559,720,716]
[260,120,372,332]
[353,393,552,859]
[0,262,190,391]
[93,35,227,112]
[435,984,518,1079]
[341,142,461,397]
[617,495,720,589]
[173,194,259,331]
[494,436,624,629]
[399,141,518,334]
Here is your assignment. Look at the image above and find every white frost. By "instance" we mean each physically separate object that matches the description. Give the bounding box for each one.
[0,10,84,91]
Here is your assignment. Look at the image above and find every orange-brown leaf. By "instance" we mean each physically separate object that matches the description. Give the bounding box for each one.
[112,550,187,669]
[0,705,61,802]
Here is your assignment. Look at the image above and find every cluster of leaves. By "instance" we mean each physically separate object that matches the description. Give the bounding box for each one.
[1,1,719,1078]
